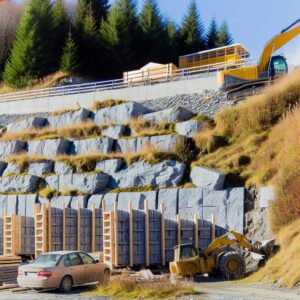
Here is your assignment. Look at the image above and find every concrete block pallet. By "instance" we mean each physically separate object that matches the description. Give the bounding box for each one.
[0,256,22,285]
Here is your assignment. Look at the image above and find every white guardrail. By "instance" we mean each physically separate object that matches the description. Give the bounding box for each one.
[0,58,258,103]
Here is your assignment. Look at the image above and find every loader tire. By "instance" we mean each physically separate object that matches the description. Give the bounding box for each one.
[218,252,246,280]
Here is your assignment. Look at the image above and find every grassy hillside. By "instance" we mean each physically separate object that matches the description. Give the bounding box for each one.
[193,69,300,232]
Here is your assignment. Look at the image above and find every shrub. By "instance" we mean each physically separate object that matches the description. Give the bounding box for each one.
[173,136,197,164]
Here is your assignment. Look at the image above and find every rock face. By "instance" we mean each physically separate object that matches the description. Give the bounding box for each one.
[94,102,151,125]
[111,160,186,188]
[190,166,225,190]
[95,159,123,174]
[0,141,26,159]
[2,163,21,176]
[144,106,194,123]
[6,117,47,133]
[117,134,178,153]
[102,124,128,139]
[0,175,40,193]
[28,162,53,177]
[175,120,204,137]
[72,137,114,155]
[45,173,110,194]
[54,161,73,175]
[259,186,275,208]
[27,139,71,158]
[47,108,91,128]
[0,162,8,176]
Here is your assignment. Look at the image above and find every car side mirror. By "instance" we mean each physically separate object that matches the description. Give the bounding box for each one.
[94,259,99,263]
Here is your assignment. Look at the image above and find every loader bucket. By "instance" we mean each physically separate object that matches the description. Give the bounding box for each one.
[259,239,277,259]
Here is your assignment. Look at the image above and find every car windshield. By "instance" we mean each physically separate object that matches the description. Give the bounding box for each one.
[33,254,62,266]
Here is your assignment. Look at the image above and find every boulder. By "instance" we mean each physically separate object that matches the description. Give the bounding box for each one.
[50,196,72,208]
[117,134,178,153]
[2,163,21,176]
[47,108,91,128]
[87,194,104,209]
[54,161,73,175]
[72,137,114,155]
[94,102,151,125]
[0,175,40,193]
[175,120,204,137]
[102,124,128,139]
[117,191,157,210]
[95,159,123,174]
[259,186,275,208]
[70,196,88,209]
[28,162,53,176]
[17,194,37,217]
[157,189,178,219]
[0,141,26,159]
[144,106,194,123]
[45,173,110,194]
[178,188,203,219]
[190,166,225,190]
[111,160,186,188]
[0,162,8,176]
[6,117,47,133]
[27,138,71,158]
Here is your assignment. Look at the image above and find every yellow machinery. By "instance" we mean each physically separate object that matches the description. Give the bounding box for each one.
[170,230,276,280]
[218,19,300,99]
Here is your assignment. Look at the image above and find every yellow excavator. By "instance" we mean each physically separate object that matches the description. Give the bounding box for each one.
[218,19,300,100]
[170,231,276,280]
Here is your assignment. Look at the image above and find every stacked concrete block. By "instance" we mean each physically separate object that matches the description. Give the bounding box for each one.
[102,124,128,139]
[102,193,118,211]
[87,194,104,209]
[180,219,195,245]
[164,219,178,262]
[116,210,129,266]
[94,102,151,125]
[48,108,91,128]
[132,209,145,265]
[70,196,88,209]
[117,134,178,153]
[157,189,178,220]
[149,209,161,265]
[175,120,204,137]
[190,166,225,190]
[20,216,35,255]
[72,137,114,155]
[28,162,53,177]
[0,141,26,159]
[95,208,103,251]
[17,194,37,217]
[65,208,78,251]
[0,175,40,193]
[95,159,123,175]
[6,117,47,133]
[27,139,71,159]
[144,107,194,123]
[117,191,157,211]
[54,161,73,175]
[178,188,203,220]
[79,209,92,253]
[198,219,214,249]
[50,196,72,208]
[50,207,63,251]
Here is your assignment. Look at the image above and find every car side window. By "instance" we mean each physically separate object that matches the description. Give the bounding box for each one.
[68,253,83,266]
[79,252,94,265]
[63,255,71,267]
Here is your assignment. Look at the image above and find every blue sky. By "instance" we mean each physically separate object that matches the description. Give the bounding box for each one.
[108,0,300,65]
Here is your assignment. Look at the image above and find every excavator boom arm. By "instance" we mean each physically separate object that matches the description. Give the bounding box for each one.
[258,19,300,72]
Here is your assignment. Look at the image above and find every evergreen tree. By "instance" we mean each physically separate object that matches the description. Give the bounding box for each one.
[90,0,110,26]
[52,0,69,68]
[3,0,55,87]
[206,17,219,49]
[217,21,234,47]
[101,0,139,76]
[60,32,80,73]
[164,20,179,64]
[179,0,205,55]
[138,0,166,65]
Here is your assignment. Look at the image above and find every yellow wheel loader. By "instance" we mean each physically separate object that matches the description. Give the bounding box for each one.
[218,19,300,100]
[170,231,276,280]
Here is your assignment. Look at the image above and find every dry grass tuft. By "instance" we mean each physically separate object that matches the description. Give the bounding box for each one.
[51,107,80,117]
[91,99,127,111]
[245,219,300,288]
[38,187,86,199]
[89,278,196,299]
[6,154,51,172]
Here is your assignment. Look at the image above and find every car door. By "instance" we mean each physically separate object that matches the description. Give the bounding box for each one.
[63,253,85,285]
[78,252,98,283]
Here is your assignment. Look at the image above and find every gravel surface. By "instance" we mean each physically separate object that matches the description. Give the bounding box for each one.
[142,90,234,116]
[0,112,49,127]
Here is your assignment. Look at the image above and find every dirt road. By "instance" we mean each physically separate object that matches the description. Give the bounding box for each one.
[0,281,299,299]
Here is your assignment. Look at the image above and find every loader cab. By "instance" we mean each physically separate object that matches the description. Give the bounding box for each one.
[269,55,288,78]
[174,244,198,262]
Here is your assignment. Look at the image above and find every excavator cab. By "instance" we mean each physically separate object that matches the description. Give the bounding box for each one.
[269,55,288,78]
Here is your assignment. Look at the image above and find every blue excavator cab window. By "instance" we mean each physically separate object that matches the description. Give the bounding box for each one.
[270,56,288,77]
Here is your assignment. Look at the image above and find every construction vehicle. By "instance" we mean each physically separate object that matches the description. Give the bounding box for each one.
[169,230,276,280]
[218,19,300,100]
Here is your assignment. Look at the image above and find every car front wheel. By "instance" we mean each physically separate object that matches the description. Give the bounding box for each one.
[59,275,73,292]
